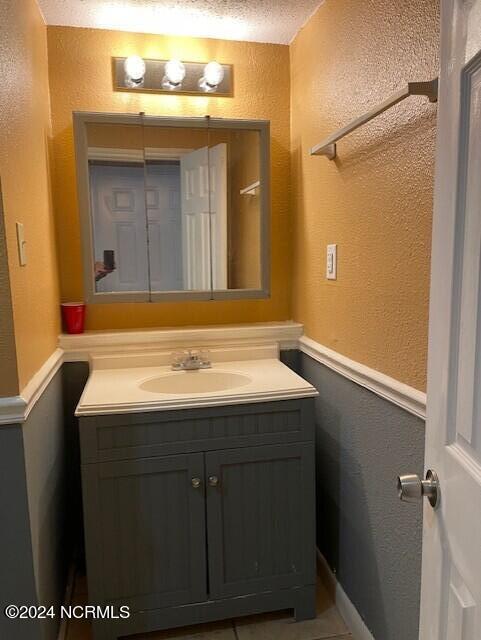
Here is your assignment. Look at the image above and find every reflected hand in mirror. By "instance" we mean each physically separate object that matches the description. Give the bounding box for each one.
[94,261,115,282]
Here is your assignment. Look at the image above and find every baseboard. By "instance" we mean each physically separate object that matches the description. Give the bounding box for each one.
[299,335,426,419]
[316,549,375,640]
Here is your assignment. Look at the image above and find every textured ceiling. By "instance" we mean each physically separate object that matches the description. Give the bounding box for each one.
[36,0,323,44]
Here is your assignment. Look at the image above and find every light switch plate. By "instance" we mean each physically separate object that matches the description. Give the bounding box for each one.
[326,244,337,280]
[16,222,27,266]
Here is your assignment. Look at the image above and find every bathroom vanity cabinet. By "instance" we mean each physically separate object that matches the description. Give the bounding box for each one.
[79,398,316,640]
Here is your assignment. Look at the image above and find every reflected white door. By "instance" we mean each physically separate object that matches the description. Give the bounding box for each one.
[89,164,148,292]
[145,162,183,291]
[421,0,481,637]
[180,144,227,291]
[208,143,228,290]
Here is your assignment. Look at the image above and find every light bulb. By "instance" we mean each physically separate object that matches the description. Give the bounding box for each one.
[124,55,146,86]
[198,61,225,92]
[204,61,224,87]
[162,59,186,89]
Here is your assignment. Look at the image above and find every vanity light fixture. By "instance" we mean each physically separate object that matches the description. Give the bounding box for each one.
[198,61,225,92]
[113,57,232,96]
[162,59,186,90]
[123,55,146,87]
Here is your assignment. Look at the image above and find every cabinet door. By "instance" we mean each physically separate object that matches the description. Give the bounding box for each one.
[82,453,207,611]
[205,444,316,599]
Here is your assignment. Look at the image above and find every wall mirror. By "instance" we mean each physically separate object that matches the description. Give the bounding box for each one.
[73,112,270,303]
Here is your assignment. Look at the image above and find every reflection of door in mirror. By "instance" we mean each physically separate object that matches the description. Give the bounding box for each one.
[145,161,183,292]
[86,121,149,296]
[89,163,149,293]
[209,143,228,290]
[180,144,227,291]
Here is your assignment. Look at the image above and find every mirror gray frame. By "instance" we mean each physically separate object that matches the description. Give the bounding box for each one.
[73,111,271,304]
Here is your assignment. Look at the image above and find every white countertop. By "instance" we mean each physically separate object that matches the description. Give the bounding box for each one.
[76,349,318,416]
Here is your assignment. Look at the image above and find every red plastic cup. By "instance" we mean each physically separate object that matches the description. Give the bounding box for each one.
[61,302,86,334]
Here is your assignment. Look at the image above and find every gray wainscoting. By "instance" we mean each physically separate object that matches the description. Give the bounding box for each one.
[0,425,40,640]
[0,362,88,640]
[281,350,425,640]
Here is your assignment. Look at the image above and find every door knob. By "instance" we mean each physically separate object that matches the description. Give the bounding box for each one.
[191,477,201,489]
[397,469,439,508]
[208,475,219,487]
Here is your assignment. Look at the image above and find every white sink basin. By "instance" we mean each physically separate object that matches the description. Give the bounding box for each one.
[76,351,319,416]
[139,370,252,395]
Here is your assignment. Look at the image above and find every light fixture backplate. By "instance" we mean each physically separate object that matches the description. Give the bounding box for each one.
[113,57,233,96]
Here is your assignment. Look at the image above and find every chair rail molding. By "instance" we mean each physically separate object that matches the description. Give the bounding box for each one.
[0,323,303,425]
[299,335,426,419]
[0,348,64,425]
[0,325,427,425]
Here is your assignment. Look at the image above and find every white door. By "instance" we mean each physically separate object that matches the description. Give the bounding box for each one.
[208,143,228,290]
[145,162,183,291]
[89,164,149,293]
[180,144,227,291]
[419,0,481,637]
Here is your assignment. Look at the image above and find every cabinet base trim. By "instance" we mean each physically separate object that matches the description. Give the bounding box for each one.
[92,585,316,639]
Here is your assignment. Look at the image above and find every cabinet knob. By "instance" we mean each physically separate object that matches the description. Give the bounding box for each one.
[191,477,201,489]
[208,475,219,487]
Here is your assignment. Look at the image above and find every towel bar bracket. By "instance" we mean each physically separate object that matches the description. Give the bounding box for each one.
[408,78,438,102]
[323,144,336,160]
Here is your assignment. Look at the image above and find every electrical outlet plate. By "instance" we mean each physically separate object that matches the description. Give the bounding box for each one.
[326,244,337,280]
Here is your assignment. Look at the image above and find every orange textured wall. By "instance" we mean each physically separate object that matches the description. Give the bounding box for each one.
[0,0,60,394]
[47,27,291,330]
[290,0,440,390]
[0,182,19,397]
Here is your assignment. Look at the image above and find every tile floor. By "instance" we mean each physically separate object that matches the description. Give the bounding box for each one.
[65,571,353,640]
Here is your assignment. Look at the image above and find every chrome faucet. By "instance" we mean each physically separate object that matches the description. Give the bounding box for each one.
[171,349,212,371]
